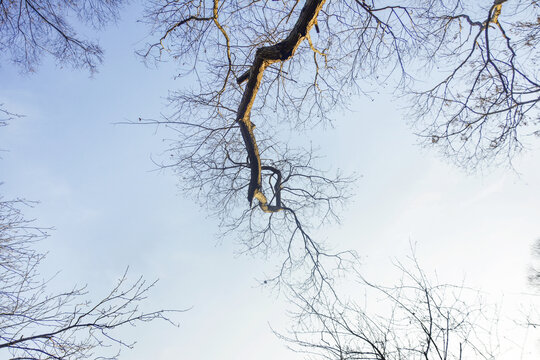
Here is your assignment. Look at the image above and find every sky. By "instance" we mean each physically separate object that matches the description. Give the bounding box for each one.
[1,3,539,360]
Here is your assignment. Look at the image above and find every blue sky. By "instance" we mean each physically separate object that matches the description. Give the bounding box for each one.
[1,3,539,359]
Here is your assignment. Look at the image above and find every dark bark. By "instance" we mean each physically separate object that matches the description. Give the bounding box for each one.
[235,0,326,206]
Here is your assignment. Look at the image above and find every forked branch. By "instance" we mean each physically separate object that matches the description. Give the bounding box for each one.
[235,0,326,208]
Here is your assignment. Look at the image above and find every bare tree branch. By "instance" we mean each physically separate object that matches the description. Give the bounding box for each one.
[137,0,540,298]
[0,197,183,359]
[0,0,127,73]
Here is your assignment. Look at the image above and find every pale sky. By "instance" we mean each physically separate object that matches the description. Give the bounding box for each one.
[1,4,539,360]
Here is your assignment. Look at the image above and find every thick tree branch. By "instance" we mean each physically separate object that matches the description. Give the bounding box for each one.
[235,0,326,206]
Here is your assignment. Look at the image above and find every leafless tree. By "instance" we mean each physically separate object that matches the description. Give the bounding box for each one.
[0,197,179,359]
[411,0,540,167]
[280,256,504,360]
[0,0,127,73]
[137,0,539,293]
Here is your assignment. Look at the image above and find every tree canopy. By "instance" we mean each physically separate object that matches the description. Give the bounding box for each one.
[136,0,540,292]
[0,197,177,359]
[0,0,127,73]
[1,0,539,358]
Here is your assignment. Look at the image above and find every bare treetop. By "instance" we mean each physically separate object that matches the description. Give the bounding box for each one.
[411,0,540,167]
[0,0,127,73]
[0,197,180,359]
[137,0,540,294]
[282,256,502,360]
